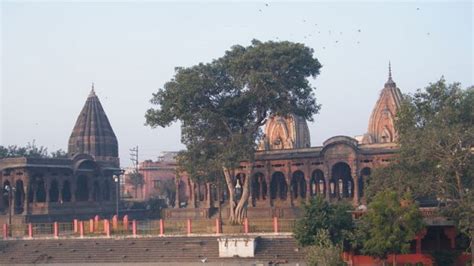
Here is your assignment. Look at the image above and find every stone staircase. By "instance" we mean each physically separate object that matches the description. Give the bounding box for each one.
[0,236,304,264]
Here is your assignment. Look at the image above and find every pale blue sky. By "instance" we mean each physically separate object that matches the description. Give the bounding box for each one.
[1,1,473,167]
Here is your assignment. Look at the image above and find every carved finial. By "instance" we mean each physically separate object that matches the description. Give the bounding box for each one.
[388,61,392,80]
[89,82,96,97]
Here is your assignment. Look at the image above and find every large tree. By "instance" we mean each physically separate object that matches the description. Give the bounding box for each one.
[366,79,474,261]
[145,40,322,223]
[0,142,67,159]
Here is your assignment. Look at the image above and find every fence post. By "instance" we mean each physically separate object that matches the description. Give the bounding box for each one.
[112,215,118,230]
[123,215,129,231]
[187,219,192,235]
[132,220,137,237]
[73,219,78,233]
[105,220,110,237]
[94,215,100,230]
[54,222,59,238]
[79,221,84,238]
[2,224,7,239]
[89,219,94,233]
[273,217,279,234]
[28,223,33,238]
[159,219,164,236]
[244,218,249,234]
[215,218,221,235]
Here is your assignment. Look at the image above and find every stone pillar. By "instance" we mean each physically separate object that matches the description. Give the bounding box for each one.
[287,162,293,207]
[305,160,311,202]
[265,161,272,207]
[71,179,76,202]
[58,181,63,203]
[352,168,359,206]
[325,165,331,201]
[206,182,212,208]
[23,184,29,215]
[88,176,93,202]
[45,179,50,203]
[443,227,456,249]
[174,177,180,208]
[246,164,253,208]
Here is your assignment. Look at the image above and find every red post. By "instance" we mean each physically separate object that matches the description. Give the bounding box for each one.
[132,220,137,237]
[79,221,84,238]
[53,222,59,238]
[273,217,279,234]
[112,215,118,230]
[159,219,164,236]
[105,220,110,237]
[3,224,7,239]
[28,223,33,238]
[244,218,249,234]
[89,219,94,233]
[123,215,129,231]
[73,219,78,233]
[215,218,221,235]
[187,219,192,235]
[94,215,100,230]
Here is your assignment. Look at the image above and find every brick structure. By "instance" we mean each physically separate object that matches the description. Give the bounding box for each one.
[0,86,121,223]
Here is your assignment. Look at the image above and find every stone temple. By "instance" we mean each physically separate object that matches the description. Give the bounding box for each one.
[0,86,121,223]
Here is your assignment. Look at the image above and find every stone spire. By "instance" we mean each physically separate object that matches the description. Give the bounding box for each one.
[258,114,311,150]
[68,85,119,160]
[362,64,403,144]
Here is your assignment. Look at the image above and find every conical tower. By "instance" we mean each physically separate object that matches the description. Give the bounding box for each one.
[68,84,119,160]
[363,63,403,144]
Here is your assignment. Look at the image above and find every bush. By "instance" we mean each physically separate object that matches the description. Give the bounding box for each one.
[305,229,347,266]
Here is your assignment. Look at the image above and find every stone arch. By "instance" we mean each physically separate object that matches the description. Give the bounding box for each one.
[310,169,325,196]
[270,172,287,200]
[331,162,354,198]
[291,171,306,199]
[62,180,71,202]
[36,177,46,202]
[14,179,25,213]
[75,175,89,201]
[49,179,59,202]
[93,180,101,201]
[360,167,371,198]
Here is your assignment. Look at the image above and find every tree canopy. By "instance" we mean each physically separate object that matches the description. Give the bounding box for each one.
[354,190,424,265]
[145,40,322,223]
[0,142,67,159]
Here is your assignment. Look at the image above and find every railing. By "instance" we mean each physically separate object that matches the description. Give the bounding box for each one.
[2,216,296,240]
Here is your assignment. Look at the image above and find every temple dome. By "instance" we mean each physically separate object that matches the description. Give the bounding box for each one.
[362,63,403,144]
[258,114,311,150]
[68,85,119,160]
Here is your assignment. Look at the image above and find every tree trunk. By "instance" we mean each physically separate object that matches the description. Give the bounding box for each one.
[223,166,251,224]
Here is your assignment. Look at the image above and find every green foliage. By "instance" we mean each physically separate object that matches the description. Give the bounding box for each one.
[305,229,347,266]
[294,196,353,247]
[0,142,68,159]
[153,179,176,206]
[355,190,424,260]
[145,39,322,174]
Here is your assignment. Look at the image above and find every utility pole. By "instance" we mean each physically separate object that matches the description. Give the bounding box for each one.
[129,146,139,172]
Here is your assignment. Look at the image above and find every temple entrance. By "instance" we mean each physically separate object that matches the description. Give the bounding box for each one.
[330,162,354,198]
[270,172,287,200]
[291,171,306,199]
[2,180,11,210]
[359,167,371,198]
[310,169,325,197]
[75,175,89,201]
[93,180,101,201]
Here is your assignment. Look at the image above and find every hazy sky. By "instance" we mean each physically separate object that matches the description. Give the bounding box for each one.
[1,1,473,167]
